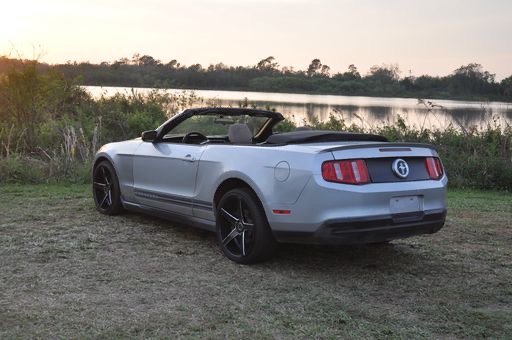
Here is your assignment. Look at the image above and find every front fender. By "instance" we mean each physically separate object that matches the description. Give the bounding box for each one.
[93,140,143,202]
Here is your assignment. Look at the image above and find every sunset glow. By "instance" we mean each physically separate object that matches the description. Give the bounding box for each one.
[1,0,511,79]
[0,2,22,42]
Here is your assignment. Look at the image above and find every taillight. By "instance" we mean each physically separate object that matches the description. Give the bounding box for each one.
[322,159,370,184]
[425,157,443,180]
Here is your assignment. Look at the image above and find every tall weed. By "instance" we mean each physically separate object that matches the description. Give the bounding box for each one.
[0,61,510,189]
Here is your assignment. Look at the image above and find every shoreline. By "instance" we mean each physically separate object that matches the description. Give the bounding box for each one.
[83,85,512,106]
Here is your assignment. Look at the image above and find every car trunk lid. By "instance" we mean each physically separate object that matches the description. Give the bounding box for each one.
[325,142,441,184]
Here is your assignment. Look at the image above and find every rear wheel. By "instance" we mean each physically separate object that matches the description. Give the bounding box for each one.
[216,188,277,264]
[92,160,123,215]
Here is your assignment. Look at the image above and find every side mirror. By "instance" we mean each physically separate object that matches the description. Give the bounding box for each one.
[141,130,157,142]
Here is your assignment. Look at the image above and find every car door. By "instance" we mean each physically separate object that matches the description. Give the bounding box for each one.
[132,141,204,216]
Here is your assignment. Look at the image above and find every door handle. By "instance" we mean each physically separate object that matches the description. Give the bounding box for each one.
[182,154,197,162]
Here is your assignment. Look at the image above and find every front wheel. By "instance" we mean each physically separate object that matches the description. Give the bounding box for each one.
[92,160,124,215]
[216,188,277,264]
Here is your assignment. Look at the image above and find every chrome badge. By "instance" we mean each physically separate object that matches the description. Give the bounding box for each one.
[392,159,409,178]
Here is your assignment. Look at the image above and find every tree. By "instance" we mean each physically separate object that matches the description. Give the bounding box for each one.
[138,55,159,67]
[188,64,203,72]
[400,76,416,91]
[333,64,361,81]
[449,63,497,95]
[117,57,130,65]
[167,59,179,68]
[307,59,322,77]
[112,57,129,69]
[0,61,85,153]
[131,53,140,65]
[320,64,330,77]
[348,64,360,77]
[256,56,279,73]
[281,66,295,75]
[501,75,512,97]
[453,63,495,82]
[367,63,400,83]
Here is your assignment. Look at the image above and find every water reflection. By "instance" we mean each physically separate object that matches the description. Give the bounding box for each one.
[85,86,512,130]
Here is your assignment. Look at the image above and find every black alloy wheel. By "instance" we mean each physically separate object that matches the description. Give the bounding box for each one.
[92,160,123,215]
[216,188,277,264]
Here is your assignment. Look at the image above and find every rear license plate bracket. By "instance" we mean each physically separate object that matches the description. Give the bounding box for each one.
[390,195,422,215]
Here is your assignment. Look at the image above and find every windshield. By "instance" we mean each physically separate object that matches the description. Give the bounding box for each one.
[164,114,270,138]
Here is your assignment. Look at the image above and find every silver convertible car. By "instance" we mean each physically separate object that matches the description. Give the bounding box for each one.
[92,108,447,263]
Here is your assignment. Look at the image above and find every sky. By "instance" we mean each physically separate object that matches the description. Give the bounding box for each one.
[1,0,511,80]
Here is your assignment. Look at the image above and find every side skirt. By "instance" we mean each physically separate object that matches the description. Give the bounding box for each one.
[121,200,216,232]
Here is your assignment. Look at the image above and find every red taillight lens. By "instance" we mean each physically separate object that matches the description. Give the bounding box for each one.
[425,157,444,180]
[322,159,370,184]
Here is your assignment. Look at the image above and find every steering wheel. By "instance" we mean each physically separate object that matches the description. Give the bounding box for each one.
[182,131,208,144]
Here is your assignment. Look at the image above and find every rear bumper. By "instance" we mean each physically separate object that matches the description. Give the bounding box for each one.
[273,208,446,245]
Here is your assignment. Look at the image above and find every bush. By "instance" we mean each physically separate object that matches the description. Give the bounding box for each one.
[0,154,91,184]
[0,155,47,183]
[292,112,512,191]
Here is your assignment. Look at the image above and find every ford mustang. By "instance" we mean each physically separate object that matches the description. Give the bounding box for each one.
[92,108,447,263]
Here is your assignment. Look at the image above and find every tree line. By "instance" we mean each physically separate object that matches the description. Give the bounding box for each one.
[1,55,512,101]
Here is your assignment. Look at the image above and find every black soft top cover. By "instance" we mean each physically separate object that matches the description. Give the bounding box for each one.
[266,130,388,144]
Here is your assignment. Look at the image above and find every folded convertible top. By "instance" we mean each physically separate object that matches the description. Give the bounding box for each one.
[266,130,388,144]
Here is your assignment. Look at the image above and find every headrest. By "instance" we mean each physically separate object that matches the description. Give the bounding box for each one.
[228,123,253,144]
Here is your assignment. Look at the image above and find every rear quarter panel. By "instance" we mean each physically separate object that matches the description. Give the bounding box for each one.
[193,144,334,221]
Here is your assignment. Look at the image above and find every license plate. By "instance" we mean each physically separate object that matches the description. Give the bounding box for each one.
[390,196,421,214]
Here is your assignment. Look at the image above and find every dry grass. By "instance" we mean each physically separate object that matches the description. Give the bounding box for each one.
[0,185,511,338]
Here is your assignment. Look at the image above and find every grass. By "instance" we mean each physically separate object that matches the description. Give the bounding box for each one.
[0,185,511,338]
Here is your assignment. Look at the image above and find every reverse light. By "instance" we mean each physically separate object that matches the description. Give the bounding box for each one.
[425,157,444,180]
[321,159,370,184]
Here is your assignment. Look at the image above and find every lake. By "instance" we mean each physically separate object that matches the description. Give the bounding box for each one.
[85,86,512,130]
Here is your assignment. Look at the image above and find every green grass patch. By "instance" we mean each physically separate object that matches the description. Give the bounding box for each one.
[0,185,511,338]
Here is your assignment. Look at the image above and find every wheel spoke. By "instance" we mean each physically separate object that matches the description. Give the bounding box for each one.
[220,208,239,225]
[99,193,109,208]
[107,190,112,206]
[233,236,242,253]
[94,182,106,189]
[241,231,246,256]
[242,222,254,231]
[101,166,110,185]
[222,228,240,246]
[238,199,245,223]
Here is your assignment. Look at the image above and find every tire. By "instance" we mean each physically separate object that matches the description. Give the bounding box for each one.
[216,188,277,264]
[92,160,124,215]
